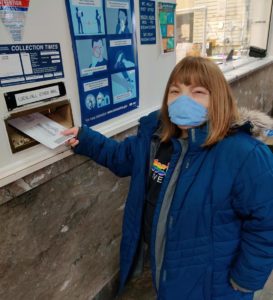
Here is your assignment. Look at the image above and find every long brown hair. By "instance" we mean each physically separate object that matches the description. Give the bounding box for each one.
[160,56,239,147]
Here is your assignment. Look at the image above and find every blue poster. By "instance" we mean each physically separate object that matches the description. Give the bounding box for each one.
[140,0,156,44]
[66,0,139,126]
[0,43,64,87]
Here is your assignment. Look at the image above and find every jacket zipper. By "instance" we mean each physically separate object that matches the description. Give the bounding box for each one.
[155,138,189,290]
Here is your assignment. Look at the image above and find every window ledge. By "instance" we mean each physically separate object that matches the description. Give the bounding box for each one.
[221,56,273,83]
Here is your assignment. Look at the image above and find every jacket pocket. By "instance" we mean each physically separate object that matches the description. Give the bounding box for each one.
[159,264,213,300]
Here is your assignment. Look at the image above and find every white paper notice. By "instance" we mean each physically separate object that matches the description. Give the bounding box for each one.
[0,53,23,77]
[8,112,75,149]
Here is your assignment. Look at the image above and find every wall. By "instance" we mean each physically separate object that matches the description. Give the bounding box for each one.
[1,64,273,300]
[231,64,273,113]
[0,0,176,186]
[0,130,133,300]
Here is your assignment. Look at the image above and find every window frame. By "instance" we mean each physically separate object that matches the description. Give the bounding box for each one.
[175,1,273,78]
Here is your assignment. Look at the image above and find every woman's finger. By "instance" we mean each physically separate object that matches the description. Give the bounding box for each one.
[65,138,77,146]
[69,138,77,144]
[71,140,79,147]
[62,127,79,137]
[62,129,74,136]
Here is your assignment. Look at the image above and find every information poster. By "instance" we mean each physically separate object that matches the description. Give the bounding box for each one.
[140,0,156,44]
[0,43,64,87]
[158,2,176,54]
[0,0,30,42]
[66,0,139,127]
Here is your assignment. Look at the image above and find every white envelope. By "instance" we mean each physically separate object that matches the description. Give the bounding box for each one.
[8,112,75,149]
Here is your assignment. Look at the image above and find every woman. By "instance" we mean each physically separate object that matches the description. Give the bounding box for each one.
[116,9,130,34]
[63,56,273,300]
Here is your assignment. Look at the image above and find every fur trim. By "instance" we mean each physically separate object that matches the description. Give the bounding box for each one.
[233,107,273,140]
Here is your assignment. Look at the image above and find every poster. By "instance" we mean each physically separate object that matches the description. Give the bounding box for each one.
[176,12,193,43]
[158,2,176,54]
[0,0,30,42]
[66,0,139,127]
[0,43,64,87]
[139,0,156,44]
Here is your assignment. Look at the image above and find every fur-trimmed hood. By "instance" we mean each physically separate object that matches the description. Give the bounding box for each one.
[233,108,273,141]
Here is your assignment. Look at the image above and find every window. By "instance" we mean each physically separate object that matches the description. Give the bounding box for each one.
[176,0,273,64]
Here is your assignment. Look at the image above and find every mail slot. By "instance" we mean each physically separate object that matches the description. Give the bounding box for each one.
[5,99,74,153]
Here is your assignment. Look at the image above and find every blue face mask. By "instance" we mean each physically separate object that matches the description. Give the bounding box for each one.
[168,95,208,127]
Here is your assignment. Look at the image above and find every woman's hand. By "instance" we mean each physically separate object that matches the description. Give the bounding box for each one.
[120,20,125,32]
[62,127,79,148]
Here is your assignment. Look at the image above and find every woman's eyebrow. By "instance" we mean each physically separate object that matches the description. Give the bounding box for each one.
[170,81,189,87]
[169,84,180,88]
[191,85,207,90]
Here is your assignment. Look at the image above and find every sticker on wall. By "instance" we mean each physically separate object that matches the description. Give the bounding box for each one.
[139,0,156,44]
[65,0,139,127]
[0,43,64,87]
[158,2,176,54]
[0,0,30,42]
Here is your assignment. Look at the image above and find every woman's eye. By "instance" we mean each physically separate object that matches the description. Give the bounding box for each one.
[169,90,179,94]
[193,90,205,94]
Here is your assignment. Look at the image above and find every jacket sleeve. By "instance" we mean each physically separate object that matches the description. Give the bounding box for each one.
[73,124,138,177]
[231,142,273,291]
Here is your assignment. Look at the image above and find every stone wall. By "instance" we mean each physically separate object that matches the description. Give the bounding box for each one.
[0,130,134,300]
[231,64,273,114]
[1,64,273,300]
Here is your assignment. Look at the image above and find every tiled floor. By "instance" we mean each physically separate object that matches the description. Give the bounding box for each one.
[255,273,273,300]
[117,268,273,300]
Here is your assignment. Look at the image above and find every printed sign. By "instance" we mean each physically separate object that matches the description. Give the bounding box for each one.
[140,0,156,44]
[14,85,60,106]
[0,43,64,87]
[0,0,30,42]
[66,0,139,126]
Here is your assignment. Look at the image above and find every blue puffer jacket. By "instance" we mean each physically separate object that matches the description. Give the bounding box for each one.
[74,110,273,300]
